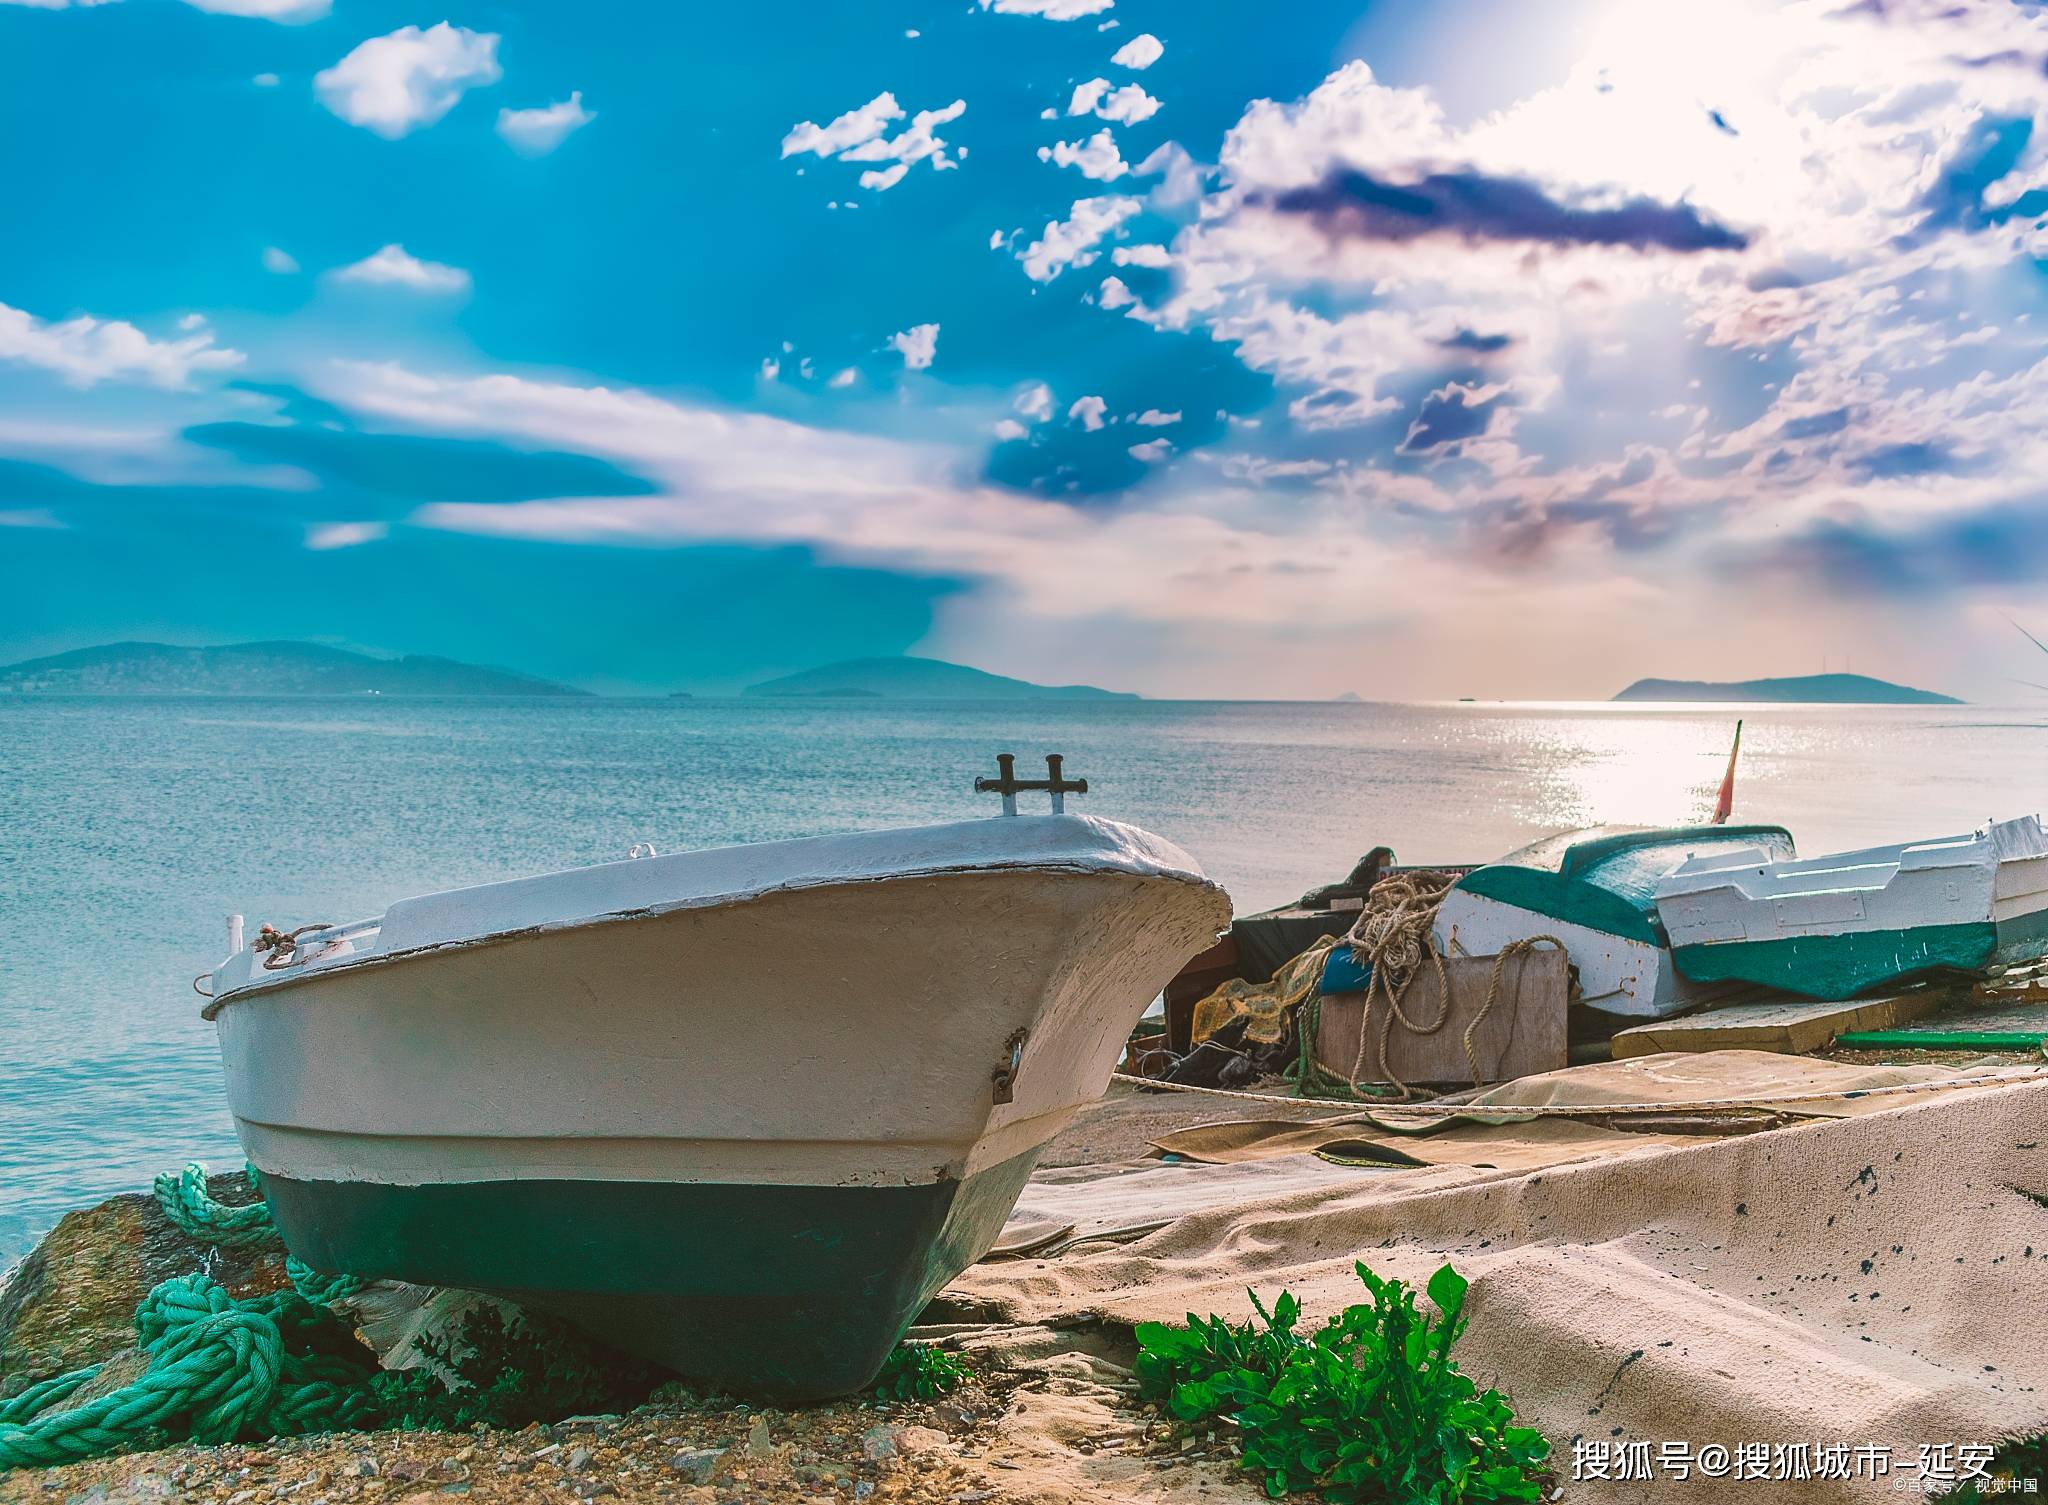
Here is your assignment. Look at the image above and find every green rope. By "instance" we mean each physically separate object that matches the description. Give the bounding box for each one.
[0,1273,380,1469]
[152,1163,279,1249]
[284,1258,366,1307]
[0,1159,641,1470]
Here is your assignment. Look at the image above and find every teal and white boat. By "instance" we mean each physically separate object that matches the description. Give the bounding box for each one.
[1655,815,2048,999]
[1431,825,1797,1018]
[201,809,1229,1398]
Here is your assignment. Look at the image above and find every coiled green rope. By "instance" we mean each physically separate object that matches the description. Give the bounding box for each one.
[0,1164,382,1470]
[152,1162,279,1249]
[0,1272,380,1468]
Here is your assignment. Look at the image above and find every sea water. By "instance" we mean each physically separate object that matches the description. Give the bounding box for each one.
[2,694,2042,1262]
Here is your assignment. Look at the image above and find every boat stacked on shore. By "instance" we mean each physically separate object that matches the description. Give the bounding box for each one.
[201,762,1230,1399]
[1436,816,2048,1009]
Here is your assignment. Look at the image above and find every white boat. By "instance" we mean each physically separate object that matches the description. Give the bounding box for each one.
[1430,825,1798,1019]
[201,807,1229,1398]
[1655,815,2048,999]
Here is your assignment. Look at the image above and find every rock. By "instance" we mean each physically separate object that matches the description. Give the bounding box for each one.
[860,1424,901,1461]
[744,1416,774,1457]
[0,1174,290,1394]
[896,1425,948,1455]
[667,1448,724,1484]
[565,1446,594,1471]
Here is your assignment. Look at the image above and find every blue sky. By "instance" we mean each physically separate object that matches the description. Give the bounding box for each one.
[2,0,2046,696]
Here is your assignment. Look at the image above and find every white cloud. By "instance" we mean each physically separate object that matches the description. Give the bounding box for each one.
[978,0,1112,18]
[1134,408,1179,425]
[1133,142,1204,205]
[333,244,471,293]
[829,367,858,388]
[760,357,780,380]
[1068,394,1107,430]
[0,509,64,529]
[784,93,965,191]
[496,92,593,155]
[1014,382,1054,421]
[1097,275,1135,310]
[1019,195,1141,281]
[262,246,299,275]
[991,418,1028,440]
[314,24,501,139]
[0,300,244,389]
[1127,438,1171,461]
[185,0,326,18]
[252,72,280,87]
[1037,128,1126,181]
[782,93,901,158]
[1068,78,1160,124]
[889,323,939,370]
[306,521,387,550]
[1113,243,1171,268]
[1110,32,1162,69]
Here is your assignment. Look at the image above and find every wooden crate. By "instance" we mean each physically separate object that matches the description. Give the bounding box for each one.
[1610,991,1941,1058]
[1311,948,1569,1088]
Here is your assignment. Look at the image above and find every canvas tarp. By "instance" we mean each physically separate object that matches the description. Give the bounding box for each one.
[952,1053,2048,1504]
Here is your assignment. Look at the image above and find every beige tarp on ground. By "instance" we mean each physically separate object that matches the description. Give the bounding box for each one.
[952,1053,2048,1504]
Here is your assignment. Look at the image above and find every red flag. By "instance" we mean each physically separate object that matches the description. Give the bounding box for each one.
[1711,719,1743,825]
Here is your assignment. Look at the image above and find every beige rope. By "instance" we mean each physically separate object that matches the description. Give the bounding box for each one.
[1320,870,1547,1099]
[1107,1066,2048,1118]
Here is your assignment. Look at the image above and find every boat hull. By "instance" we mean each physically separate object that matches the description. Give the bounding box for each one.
[260,1148,1039,1399]
[1658,817,2048,1000]
[210,831,1228,1395]
[1433,888,1719,1019]
[1671,908,2048,1000]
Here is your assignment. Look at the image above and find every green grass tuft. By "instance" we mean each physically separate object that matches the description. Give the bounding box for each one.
[1135,1261,1549,1503]
[871,1344,970,1401]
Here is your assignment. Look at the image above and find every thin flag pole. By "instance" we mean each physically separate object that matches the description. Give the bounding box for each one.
[1711,719,1743,825]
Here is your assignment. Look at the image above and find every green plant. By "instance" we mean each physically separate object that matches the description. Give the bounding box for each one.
[1135,1262,1549,1503]
[1934,1433,2048,1503]
[872,1344,970,1401]
[372,1303,659,1430]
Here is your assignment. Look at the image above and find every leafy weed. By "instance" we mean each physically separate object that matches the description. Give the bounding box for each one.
[1135,1261,1549,1503]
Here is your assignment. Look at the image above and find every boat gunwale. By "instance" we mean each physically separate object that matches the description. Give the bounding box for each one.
[202,855,1229,1019]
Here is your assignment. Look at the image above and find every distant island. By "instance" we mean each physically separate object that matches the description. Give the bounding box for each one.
[744,656,1137,700]
[0,641,587,697]
[1614,673,1960,705]
[1331,691,1365,703]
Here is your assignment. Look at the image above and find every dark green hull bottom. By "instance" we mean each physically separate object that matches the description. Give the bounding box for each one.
[262,1147,1041,1400]
[1671,915,2048,1000]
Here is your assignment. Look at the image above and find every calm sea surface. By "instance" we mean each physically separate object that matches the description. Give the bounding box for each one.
[3,694,2042,1262]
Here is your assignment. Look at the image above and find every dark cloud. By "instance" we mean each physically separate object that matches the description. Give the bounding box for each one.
[1399,384,1507,453]
[1266,168,1750,254]
[1708,109,1739,137]
[1437,327,1515,354]
[1850,440,1990,479]
[1777,406,1853,440]
[184,422,660,505]
[1731,497,2048,595]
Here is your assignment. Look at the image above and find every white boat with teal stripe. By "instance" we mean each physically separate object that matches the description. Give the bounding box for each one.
[1654,815,2048,1000]
[1431,825,1797,1019]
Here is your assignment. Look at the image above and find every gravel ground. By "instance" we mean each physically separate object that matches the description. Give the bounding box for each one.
[1,1366,1251,1505]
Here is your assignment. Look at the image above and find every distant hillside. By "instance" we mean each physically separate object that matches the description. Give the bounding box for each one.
[0,641,587,696]
[1614,673,1959,705]
[744,656,1137,700]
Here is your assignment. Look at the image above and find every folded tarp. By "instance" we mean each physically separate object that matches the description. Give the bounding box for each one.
[956,1054,2048,1504]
